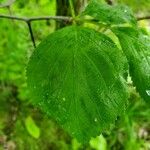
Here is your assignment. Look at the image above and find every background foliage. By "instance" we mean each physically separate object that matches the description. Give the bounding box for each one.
[0,0,150,149]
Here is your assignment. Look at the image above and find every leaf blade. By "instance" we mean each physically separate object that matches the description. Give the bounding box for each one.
[112,27,150,103]
[27,26,128,142]
[81,0,136,25]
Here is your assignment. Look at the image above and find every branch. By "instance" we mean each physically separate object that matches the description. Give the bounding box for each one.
[137,16,150,21]
[27,22,36,48]
[0,14,72,48]
[0,13,149,48]
[1,14,150,23]
[0,14,72,22]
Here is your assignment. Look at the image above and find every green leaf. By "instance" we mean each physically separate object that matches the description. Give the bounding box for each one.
[25,116,40,139]
[27,25,128,143]
[81,0,136,25]
[113,27,150,103]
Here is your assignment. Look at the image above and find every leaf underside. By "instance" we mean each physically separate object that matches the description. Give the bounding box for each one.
[81,0,136,25]
[27,26,128,142]
[113,27,150,104]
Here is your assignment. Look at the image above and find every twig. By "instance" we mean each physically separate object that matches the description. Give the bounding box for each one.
[0,14,72,22]
[1,14,150,23]
[27,22,36,48]
[0,14,72,48]
[0,13,150,48]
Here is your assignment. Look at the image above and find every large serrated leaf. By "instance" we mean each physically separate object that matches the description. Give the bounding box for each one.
[113,27,150,104]
[27,25,128,143]
[81,0,136,25]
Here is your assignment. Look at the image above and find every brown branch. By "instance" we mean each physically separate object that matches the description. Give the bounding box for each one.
[0,14,72,22]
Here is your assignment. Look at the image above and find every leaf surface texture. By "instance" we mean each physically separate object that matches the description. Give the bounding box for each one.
[82,0,136,25]
[113,27,150,103]
[27,26,128,142]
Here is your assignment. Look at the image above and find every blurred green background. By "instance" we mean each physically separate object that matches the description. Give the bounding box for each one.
[0,0,150,149]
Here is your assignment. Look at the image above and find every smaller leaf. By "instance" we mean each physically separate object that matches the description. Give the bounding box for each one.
[81,0,136,25]
[112,27,150,104]
[25,116,40,139]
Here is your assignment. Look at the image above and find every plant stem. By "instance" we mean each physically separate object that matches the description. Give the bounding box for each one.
[69,0,76,24]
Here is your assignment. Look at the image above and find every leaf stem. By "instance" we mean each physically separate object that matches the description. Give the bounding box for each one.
[69,0,76,24]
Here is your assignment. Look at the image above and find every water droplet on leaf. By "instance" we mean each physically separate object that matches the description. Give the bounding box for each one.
[146,90,150,96]
[62,97,66,101]
[94,118,97,122]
